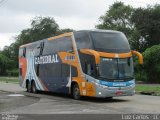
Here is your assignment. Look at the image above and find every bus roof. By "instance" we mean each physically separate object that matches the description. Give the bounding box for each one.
[74,29,122,34]
[19,29,122,48]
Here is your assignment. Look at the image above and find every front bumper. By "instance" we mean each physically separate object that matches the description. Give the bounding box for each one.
[95,82,135,98]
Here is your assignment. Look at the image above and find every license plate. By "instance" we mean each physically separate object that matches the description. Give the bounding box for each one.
[116,91,123,95]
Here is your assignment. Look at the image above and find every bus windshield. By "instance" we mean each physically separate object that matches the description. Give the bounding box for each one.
[90,32,130,53]
[99,57,134,80]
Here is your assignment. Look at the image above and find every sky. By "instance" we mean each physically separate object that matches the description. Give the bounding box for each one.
[0,0,160,50]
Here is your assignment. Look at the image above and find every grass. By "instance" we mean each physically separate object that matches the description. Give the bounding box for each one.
[0,76,19,83]
[135,84,160,96]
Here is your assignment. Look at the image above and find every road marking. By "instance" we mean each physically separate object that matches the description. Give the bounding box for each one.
[7,94,24,97]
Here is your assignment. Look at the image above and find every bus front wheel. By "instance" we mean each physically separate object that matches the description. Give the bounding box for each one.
[72,84,81,100]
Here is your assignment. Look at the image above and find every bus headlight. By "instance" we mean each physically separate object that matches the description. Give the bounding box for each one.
[98,92,102,95]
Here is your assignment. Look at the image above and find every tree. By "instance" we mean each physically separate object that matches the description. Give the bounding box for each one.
[30,16,60,41]
[57,28,74,35]
[16,16,73,46]
[142,44,160,83]
[96,2,145,52]
[131,5,160,50]
[0,52,11,75]
[96,2,134,36]
[1,16,74,71]
[16,16,60,46]
[8,16,61,68]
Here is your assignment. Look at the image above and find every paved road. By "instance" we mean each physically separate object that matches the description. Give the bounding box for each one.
[0,82,160,114]
[0,82,25,93]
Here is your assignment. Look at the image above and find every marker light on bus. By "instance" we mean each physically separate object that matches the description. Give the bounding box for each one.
[98,92,102,95]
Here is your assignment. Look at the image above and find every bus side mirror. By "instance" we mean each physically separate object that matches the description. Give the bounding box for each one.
[131,50,143,64]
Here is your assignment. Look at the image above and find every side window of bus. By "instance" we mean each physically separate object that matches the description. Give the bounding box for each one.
[35,42,44,76]
[35,42,44,56]
[62,64,70,77]
[43,37,73,55]
[62,64,78,77]
[85,62,94,76]
[40,42,44,55]
[43,40,58,54]
[20,47,26,58]
[57,36,73,52]
[74,32,93,50]
[19,48,23,57]
[71,66,78,77]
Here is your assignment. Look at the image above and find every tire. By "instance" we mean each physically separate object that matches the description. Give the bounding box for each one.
[31,81,37,93]
[26,81,30,92]
[106,97,113,99]
[72,84,81,100]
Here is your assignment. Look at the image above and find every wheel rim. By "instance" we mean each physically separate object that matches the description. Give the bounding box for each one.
[33,84,36,93]
[74,87,80,99]
[32,82,36,93]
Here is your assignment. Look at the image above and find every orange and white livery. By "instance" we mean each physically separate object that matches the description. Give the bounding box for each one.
[19,30,143,99]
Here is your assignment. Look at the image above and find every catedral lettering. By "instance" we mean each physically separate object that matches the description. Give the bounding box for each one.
[35,54,59,64]
[19,30,143,99]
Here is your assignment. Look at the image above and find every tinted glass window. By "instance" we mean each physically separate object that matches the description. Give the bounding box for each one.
[19,48,23,57]
[86,63,94,76]
[99,57,133,80]
[57,36,73,52]
[43,36,73,55]
[33,42,43,56]
[43,40,58,54]
[90,32,130,53]
[62,64,70,77]
[19,47,26,57]
[62,64,78,77]
[74,32,93,50]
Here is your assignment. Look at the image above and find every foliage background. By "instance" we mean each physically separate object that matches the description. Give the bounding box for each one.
[0,2,160,83]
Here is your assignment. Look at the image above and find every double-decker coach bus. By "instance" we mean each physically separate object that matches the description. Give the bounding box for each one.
[19,30,143,99]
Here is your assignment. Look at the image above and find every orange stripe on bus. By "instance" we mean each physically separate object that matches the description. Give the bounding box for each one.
[99,51,132,58]
[48,32,72,41]
[131,50,143,64]
[80,49,133,64]
[80,49,100,64]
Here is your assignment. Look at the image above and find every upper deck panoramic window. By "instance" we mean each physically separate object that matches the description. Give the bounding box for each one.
[90,32,130,53]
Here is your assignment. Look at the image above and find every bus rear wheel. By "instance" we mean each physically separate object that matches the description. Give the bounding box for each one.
[72,84,81,100]
[31,81,37,93]
[26,81,30,92]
